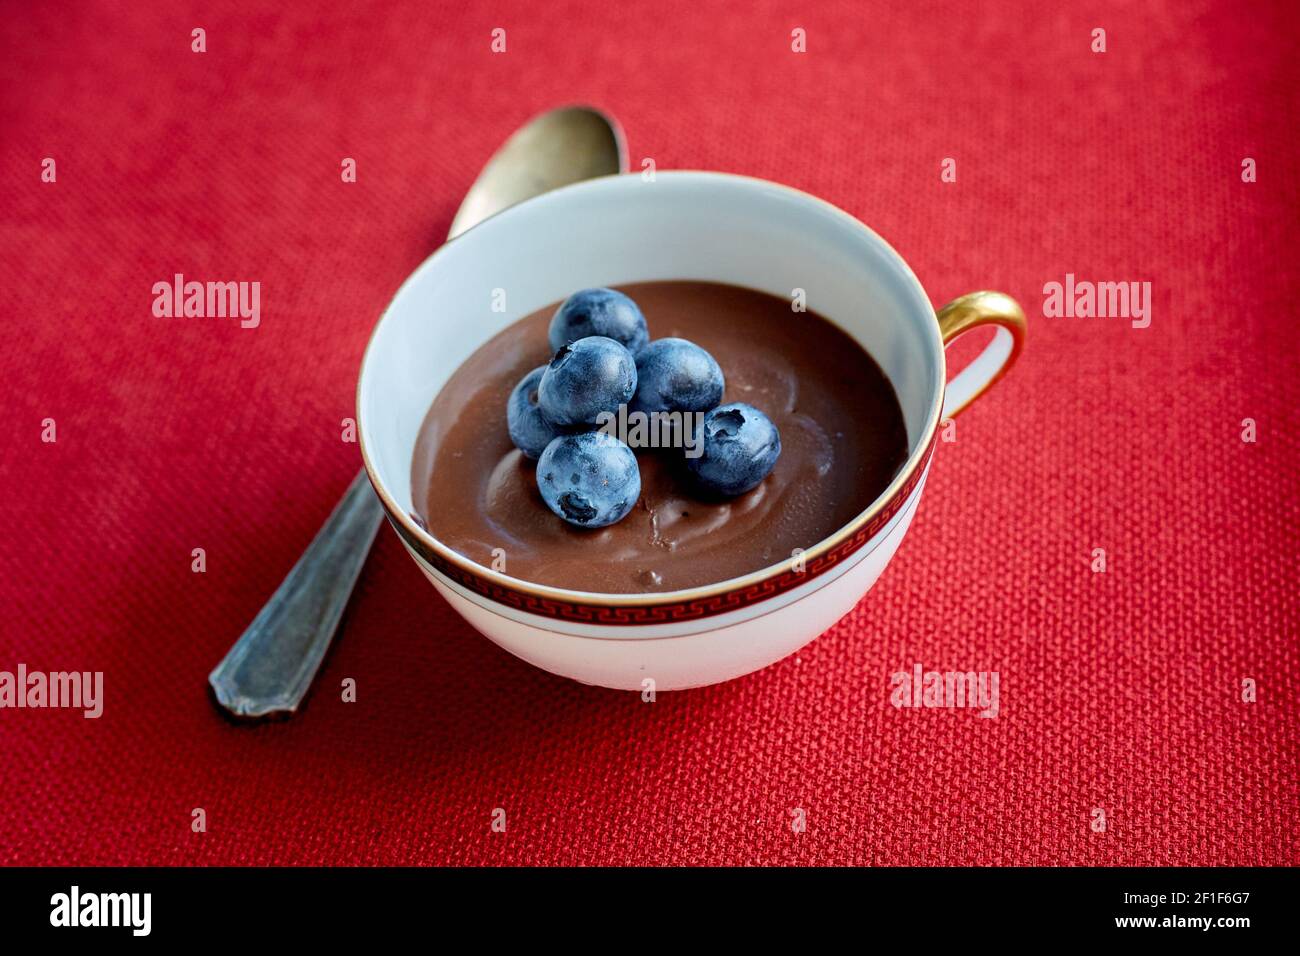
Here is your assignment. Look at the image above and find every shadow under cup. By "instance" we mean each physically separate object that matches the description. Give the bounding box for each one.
[357,171,947,687]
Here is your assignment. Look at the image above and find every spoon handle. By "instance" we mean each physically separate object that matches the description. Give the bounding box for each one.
[208,469,383,719]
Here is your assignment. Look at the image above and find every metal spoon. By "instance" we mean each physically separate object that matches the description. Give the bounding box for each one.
[209,107,628,720]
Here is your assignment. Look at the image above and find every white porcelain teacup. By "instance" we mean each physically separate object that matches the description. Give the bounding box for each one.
[357,171,1024,690]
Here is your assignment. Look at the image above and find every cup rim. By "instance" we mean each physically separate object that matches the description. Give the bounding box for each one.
[356,170,946,610]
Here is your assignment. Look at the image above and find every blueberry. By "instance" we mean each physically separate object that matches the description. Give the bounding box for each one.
[686,403,782,496]
[548,288,649,355]
[538,335,637,427]
[506,365,559,459]
[536,431,641,528]
[631,337,724,415]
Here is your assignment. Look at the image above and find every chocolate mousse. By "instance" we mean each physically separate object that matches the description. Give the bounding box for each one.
[410,281,909,593]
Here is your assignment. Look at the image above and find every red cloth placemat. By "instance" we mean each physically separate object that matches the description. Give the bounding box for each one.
[1,0,1296,865]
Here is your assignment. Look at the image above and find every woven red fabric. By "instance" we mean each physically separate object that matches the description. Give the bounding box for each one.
[1,1,1296,866]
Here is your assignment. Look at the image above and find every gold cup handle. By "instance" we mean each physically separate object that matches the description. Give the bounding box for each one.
[935,290,1027,418]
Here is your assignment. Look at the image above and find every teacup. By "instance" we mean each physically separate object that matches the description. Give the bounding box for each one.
[357,171,1024,690]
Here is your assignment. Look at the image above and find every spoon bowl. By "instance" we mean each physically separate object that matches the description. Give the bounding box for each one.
[449,107,627,239]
